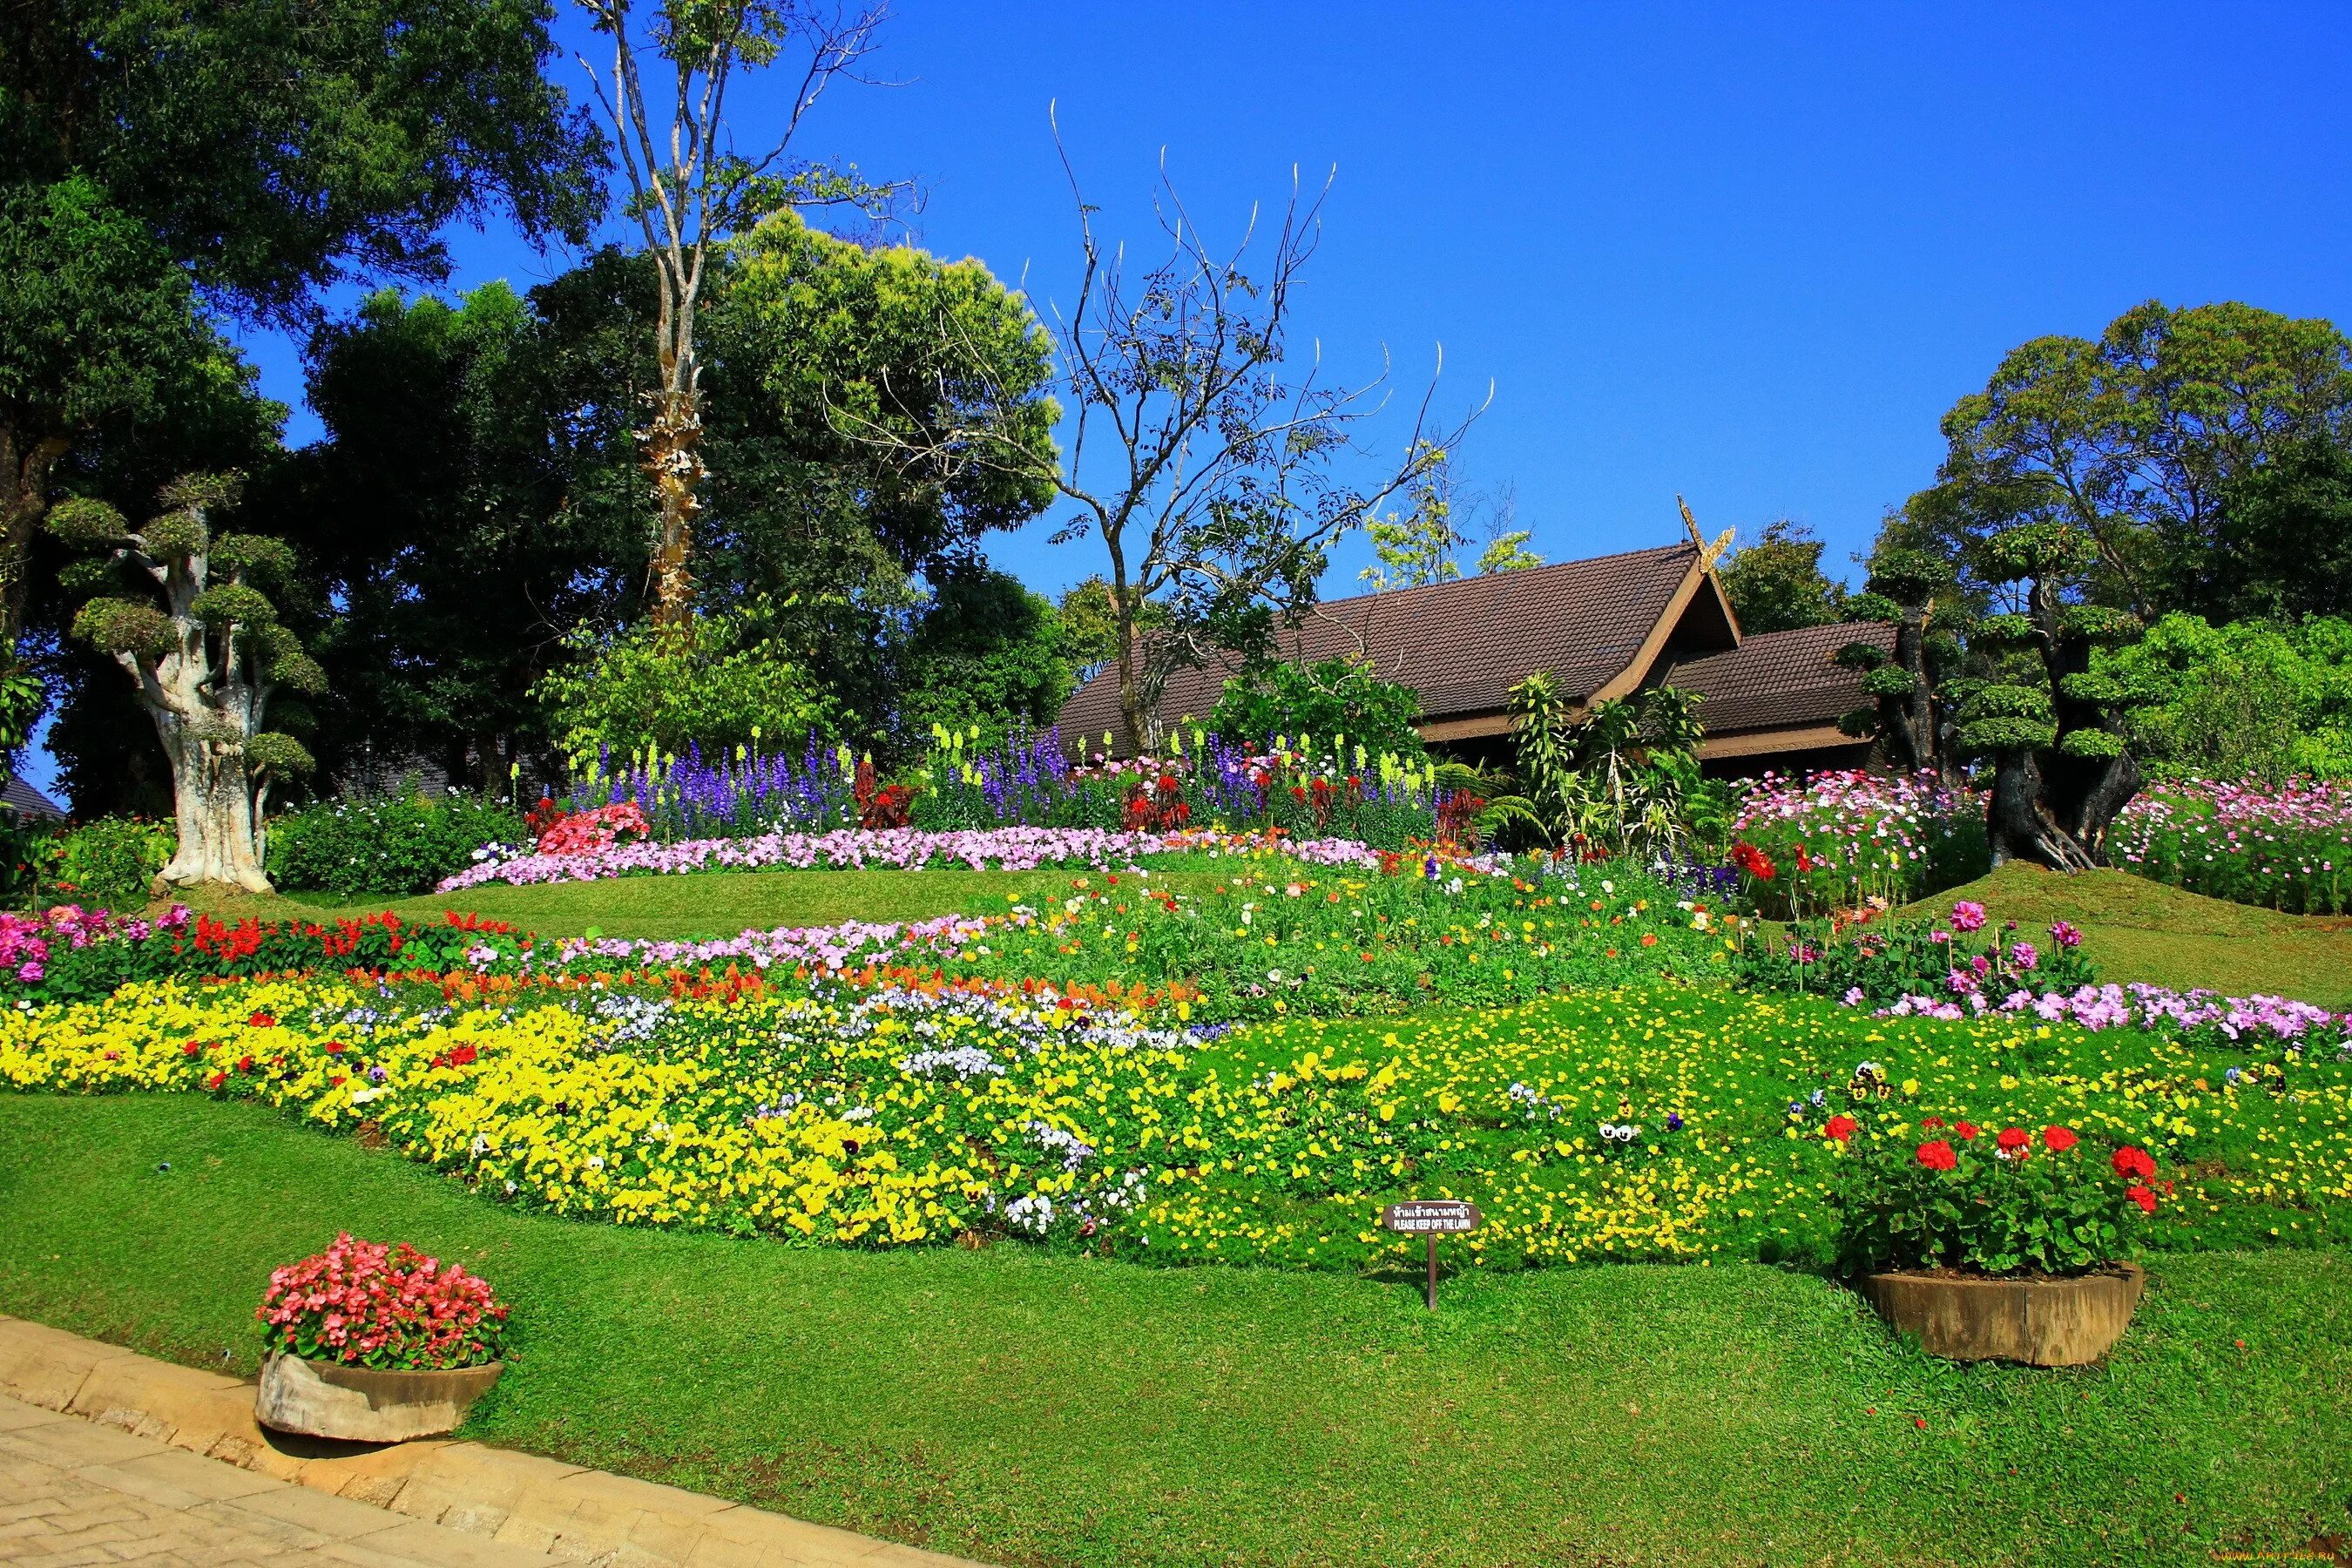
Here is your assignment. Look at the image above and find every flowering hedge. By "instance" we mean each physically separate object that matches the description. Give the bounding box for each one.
[258,1233,507,1370]
[2112,779,2352,915]
[7,976,2348,1271]
[1725,770,1988,919]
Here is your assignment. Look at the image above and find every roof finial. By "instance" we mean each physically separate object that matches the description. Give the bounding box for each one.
[1677,494,1735,570]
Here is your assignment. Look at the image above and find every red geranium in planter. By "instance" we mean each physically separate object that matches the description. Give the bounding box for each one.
[258,1233,508,1371]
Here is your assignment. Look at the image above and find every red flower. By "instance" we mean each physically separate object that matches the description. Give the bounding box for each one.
[1920,1116,1945,1131]
[205,1071,225,1091]
[2126,1184,2158,1213]
[2112,1146,2157,1180]
[2041,1125,2078,1152]
[1823,1114,1857,1142]
[1915,1140,1957,1171]
[1996,1126,2030,1152]
[180,1040,202,1058]
[1954,1121,1980,1141]
[248,1011,275,1028]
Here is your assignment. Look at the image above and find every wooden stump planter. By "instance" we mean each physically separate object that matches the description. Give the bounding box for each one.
[1860,1262,2145,1366]
[255,1351,504,1442]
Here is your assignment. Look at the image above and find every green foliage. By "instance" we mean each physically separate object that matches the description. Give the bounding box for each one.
[1859,666,1916,698]
[1840,591,1901,625]
[2102,613,2352,781]
[1832,639,1888,671]
[211,534,298,585]
[534,607,833,768]
[267,790,529,897]
[1983,522,2094,584]
[1967,685,2053,721]
[2058,604,2142,645]
[189,584,276,631]
[1920,301,2352,618]
[1959,716,2057,755]
[1973,612,2039,646]
[1507,678,1713,856]
[2056,672,2126,706]
[1863,548,1943,603]
[1836,1127,2151,1277]
[894,571,1072,748]
[37,817,174,906]
[2194,436,2352,621]
[1211,659,1427,759]
[43,497,131,549]
[245,733,315,781]
[71,599,176,659]
[1719,519,1848,634]
[2058,727,2126,760]
[136,511,207,559]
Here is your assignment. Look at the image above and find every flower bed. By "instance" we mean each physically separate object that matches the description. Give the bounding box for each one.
[7,978,2346,1269]
[438,825,1456,892]
[2112,779,2352,915]
[259,1233,507,1370]
[1733,898,2097,1010]
[1725,770,1987,918]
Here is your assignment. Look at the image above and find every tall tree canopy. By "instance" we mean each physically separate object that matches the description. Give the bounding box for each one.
[0,0,604,645]
[1720,518,1848,634]
[1916,301,2352,619]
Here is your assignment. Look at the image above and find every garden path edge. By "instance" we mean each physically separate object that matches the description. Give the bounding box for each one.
[0,1311,990,1568]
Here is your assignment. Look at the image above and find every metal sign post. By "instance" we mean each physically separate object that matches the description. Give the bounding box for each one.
[1380,1200,1483,1310]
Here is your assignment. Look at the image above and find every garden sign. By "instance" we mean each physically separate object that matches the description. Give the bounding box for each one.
[1382,1200,1482,1310]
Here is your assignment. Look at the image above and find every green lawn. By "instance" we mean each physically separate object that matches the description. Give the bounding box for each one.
[1916,863,2352,1010]
[3,1092,2346,1568]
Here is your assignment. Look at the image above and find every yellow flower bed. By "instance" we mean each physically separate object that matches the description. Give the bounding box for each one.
[5,976,2348,1267]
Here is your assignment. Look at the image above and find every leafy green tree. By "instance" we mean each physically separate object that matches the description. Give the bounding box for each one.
[573,0,886,626]
[1,0,604,643]
[46,475,322,890]
[2102,613,2352,782]
[1833,547,1964,780]
[1923,301,2352,618]
[1720,519,1848,634]
[1210,659,1426,759]
[250,280,643,790]
[2198,438,2352,622]
[895,571,1072,748]
[1502,677,1710,856]
[531,604,831,769]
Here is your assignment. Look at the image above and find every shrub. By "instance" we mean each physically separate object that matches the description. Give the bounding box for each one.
[39,817,174,905]
[1209,657,1428,761]
[267,792,527,896]
[257,1233,508,1370]
[1734,899,2096,1007]
[1726,770,1987,918]
[1835,1120,2159,1276]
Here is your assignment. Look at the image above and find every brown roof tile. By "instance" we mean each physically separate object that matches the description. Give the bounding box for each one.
[1058,543,1703,747]
[1664,620,1893,733]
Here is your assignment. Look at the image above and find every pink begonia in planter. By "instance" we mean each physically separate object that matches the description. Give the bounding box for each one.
[254,1233,507,1441]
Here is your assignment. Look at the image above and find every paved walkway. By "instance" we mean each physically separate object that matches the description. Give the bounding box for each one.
[0,1391,557,1565]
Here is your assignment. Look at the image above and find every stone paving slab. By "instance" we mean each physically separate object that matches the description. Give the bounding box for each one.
[0,1391,563,1565]
[0,1317,990,1568]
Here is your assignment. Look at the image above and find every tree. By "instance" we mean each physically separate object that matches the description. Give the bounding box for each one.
[1952,524,2147,869]
[843,140,1480,754]
[1209,657,1426,758]
[1504,676,1710,857]
[1,0,604,645]
[532,604,831,767]
[2200,437,2352,623]
[574,0,887,627]
[1926,301,2352,619]
[250,280,645,790]
[895,571,1072,747]
[1360,450,1537,591]
[1832,547,1960,780]
[47,476,323,891]
[1720,518,1847,634]
[2103,612,2352,783]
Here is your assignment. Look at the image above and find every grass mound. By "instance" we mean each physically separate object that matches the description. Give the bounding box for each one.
[5,1092,2349,1568]
[1909,863,2352,1008]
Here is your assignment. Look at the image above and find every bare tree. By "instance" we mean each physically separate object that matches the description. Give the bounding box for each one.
[576,0,889,628]
[839,116,1484,753]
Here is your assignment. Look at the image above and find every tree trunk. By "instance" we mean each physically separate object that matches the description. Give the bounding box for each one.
[156,724,272,894]
[0,420,70,649]
[1985,751,2099,872]
[643,385,703,630]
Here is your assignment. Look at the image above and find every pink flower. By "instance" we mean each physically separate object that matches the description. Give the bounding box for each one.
[2048,920,2082,950]
[2010,942,2038,970]
[1950,901,1987,933]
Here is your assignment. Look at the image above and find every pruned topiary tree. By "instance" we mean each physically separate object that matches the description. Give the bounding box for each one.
[48,474,321,891]
[1954,523,2146,869]
[1833,547,1957,781]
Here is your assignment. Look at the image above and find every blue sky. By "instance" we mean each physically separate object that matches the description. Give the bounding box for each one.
[26,2,2352,795]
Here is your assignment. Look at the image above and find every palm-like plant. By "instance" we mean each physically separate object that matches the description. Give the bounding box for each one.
[1503,678,1714,858]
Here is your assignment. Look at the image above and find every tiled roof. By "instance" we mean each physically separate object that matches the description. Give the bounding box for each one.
[1058,543,1702,746]
[1664,620,1893,733]
[1,776,63,818]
